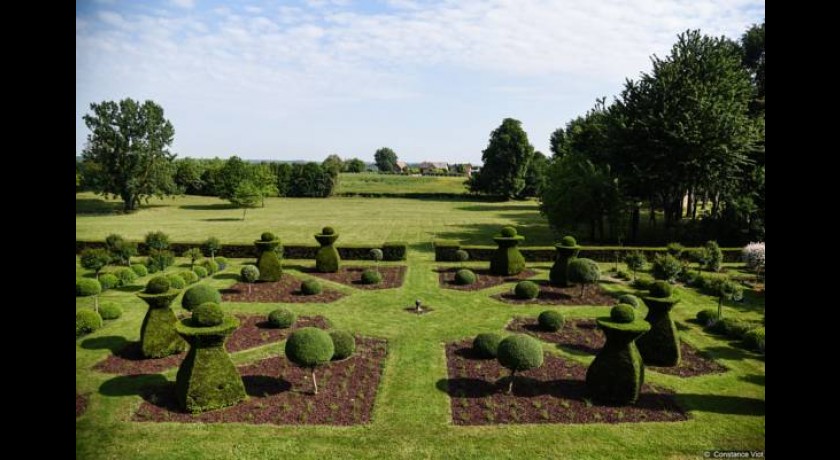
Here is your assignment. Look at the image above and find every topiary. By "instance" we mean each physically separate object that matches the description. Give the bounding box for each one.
[182,284,222,311]
[199,259,219,275]
[705,240,723,272]
[360,269,382,285]
[610,304,635,323]
[145,231,170,250]
[696,309,719,325]
[652,253,681,282]
[130,263,148,277]
[267,308,296,328]
[567,258,601,297]
[114,267,138,286]
[743,327,765,352]
[500,226,517,237]
[255,232,284,281]
[136,275,187,358]
[98,274,118,290]
[586,308,650,405]
[301,279,323,295]
[261,232,277,242]
[314,227,340,273]
[473,333,503,358]
[76,278,102,297]
[240,265,260,283]
[637,280,681,367]
[285,327,335,394]
[203,237,222,259]
[497,334,544,393]
[192,302,224,327]
[708,318,754,339]
[80,248,110,276]
[146,249,175,273]
[321,226,335,235]
[538,310,565,331]
[76,309,103,337]
[666,242,685,258]
[369,248,383,262]
[490,226,526,276]
[330,330,356,360]
[166,274,186,290]
[623,251,646,281]
[146,276,171,294]
[193,266,208,279]
[214,257,228,271]
[98,303,123,320]
[617,294,642,308]
[454,249,470,263]
[514,280,540,300]
[560,236,577,247]
[454,269,476,285]
[649,280,673,298]
[179,271,199,285]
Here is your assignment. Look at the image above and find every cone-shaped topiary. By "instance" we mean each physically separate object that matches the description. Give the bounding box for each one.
[285,327,335,394]
[136,276,187,358]
[182,284,222,312]
[175,311,246,413]
[550,235,580,286]
[568,258,600,297]
[538,310,565,331]
[617,294,642,309]
[267,308,296,328]
[330,330,356,360]
[254,232,283,281]
[76,278,102,297]
[473,333,503,358]
[76,309,103,337]
[514,280,540,299]
[99,303,123,320]
[301,279,323,295]
[314,226,341,273]
[490,226,526,276]
[454,268,476,285]
[586,305,651,405]
[360,269,381,285]
[636,282,681,367]
[497,334,544,393]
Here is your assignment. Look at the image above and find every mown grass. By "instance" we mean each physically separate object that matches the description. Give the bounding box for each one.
[335,173,468,195]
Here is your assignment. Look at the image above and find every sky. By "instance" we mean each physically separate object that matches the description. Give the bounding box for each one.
[76,0,765,164]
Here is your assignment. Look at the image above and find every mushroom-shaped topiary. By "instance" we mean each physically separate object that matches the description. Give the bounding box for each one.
[568,258,600,297]
[240,265,260,294]
[136,276,187,358]
[267,308,297,329]
[175,309,246,413]
[182,284,222,312]
[473,333,503,358]
[514,280,540,300]
[617,294,642,309]
[330,330,356,360]
[497,334,544,394]
[99,303,123,320]
[369,248,384,261]
[314,226,341,273]
[285,327,335,394]
[550,235,580,286]
[454,269,476,285]
[454,249,470,263]
[76,309,103,337]
[261,232,277,242]
[254,232,283,281]
[538,310,565,331]
[586,306,651,405]
[166,274,186,290]
[301,279,323,295]
[635,280,681,367]
[490,226,526,276]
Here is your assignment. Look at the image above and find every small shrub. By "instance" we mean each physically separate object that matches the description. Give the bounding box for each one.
[130,263,148,277]
[454,249,470,262]
[76,278,101,297]
[321,226,335,235]
[696,309,719,325]
[99,303,123,320]
[538,310,565,331]
[454,269,476,285]
[182,248,203,267]
[330,330,356,360]
[179,271,199,285]
[192,302,224,327]
[267,308,296,328]
[473,333,503,358]
[560,236,577,247]
[301,279,323,295]
[649,280,672,298]
[214,257,229,271]
[199,259,219,275]
[145,231,170,251]
[630,275,654,290]
[80,248,110,276]
[514,280,540,300]
[260,232,277,242]
[99,273,119,291]
[369,248,383,262]
[666,242,685,258]
[108,238,138,266]
[705,240,723,272]
[708,317,752,338]
[145,276,171,294]
[203,237,222,258]
[114,267,137,286]
[617,294,641,308]
[743,327,765,352]
[651,254,681,282]
[146,249,175,273]
[742,242,765,273]
[568,258,601,296]
[192,266,208,278]
[623,251,646,280]
[285,327,335,394]
[166,274,186,290]
[500,226,517,237]
[497,334,544,393]
[360,269,381,285]
[610,304,635,323]
[182,284,222,311]
[615,269,630,280]
[76,309,103,337]
[240,265,260,283]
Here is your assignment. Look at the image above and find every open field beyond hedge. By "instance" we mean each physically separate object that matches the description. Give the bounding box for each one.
[334,172,469,195]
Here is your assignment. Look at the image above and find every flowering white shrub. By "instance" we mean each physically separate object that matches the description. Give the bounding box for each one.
[741,242,765,273]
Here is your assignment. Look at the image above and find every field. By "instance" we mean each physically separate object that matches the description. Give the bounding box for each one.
[334,173,469,195]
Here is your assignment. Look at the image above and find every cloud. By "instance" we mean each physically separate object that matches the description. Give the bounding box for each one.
[170,0,196,9]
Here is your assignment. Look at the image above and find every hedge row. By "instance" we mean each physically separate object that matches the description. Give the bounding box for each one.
[433,240,742,263]
[76,240,407,261]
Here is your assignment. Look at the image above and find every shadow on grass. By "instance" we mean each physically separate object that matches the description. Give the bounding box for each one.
[76,198,123,215]
[436,378,498,398]
[242,375,291,397]
[213,273,240,281]
[434,222,557,247]
[114,285,144,293]
[456,203,540,212]
[202,218,243,222]
[701,345,761,362]
[180,203,236,210]
[81,335,128,353]
[739,374,765,387]
[99,374,169,397]
[677,394,765,415]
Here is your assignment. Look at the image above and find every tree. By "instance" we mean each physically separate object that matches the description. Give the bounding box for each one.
[712,277,743,320]
[520,151,548,198]
[549,127,568,158]
[374,147,398,172]
[81,98,178,211]
[182,248,203,268]
[344,158,366,173]
[469,118,535,198]
[173,158,205,195]
[228,181,262,221]
[80,248,110,278]
[322,154,344,176]
[218,156,250,200]
[251,163,278,206]
[624,251,646,281]
[203,237,221,261]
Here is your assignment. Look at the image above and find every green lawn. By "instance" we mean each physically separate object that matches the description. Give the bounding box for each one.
[335,173,469,195]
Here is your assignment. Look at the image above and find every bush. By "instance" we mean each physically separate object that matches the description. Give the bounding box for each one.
[382,241,407,261]
[301,279,323,295]
[179,270,199,285]
[500,226,517,237]
[166,274,187,290]
[145,231,170,251]
[514,280,540,299]
[261,232,277,242]
[369,248,383,262]
[617,294,642,308]
[560,236,577,247]
[285,327,335,373]
[321,226,335,235]
[454,269,476,285]
[240,265,260,283]
[99,273,119,290]
[610,304,636,323]
[192,302,224,327]
[615,269,630,280]
[80,248,110,275]
[360,269,381,285]
[649,280,673,298]
[76,278,102,297]
[130,263,148,277]
[114,267,137,286]
[567,258,601,295]
[203,237,222,258]
[743,327,765,352]
[192,266,208,278]
[76,309,103,337]
[708,317,753,338]
[146,249,175,273]
[696,309,719,325]
[497,334,544,392]
[199,259,219,275]
[624,251,646,277]
[109,238,138,266]
[651,254,681,282]
[214,257,229,271]
[630,275,654,290]
[742,242,765,273]
[182,247,203,266]
[454,249,470,262]
[99,303,123,320]
[705,240,723,272]
[267,308,297,328]
[330,330,356,360]
[666,242,685,258]
[145,276,171,294]
[182,284,222,311]
[538,310,565,331]
[473,333,503,358]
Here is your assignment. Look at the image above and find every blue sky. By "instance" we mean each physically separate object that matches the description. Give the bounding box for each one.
[76,0,765,164]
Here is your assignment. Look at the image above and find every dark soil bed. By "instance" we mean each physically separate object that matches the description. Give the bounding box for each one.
[306,266,407,290]
[437,267,538,291]
[443,340,687,425]
[492,281,616,306]
[93,315,330,375]
[506,318,727,377]
[221,274,346,303]
[133,337,387,425]
[76,392,89,417]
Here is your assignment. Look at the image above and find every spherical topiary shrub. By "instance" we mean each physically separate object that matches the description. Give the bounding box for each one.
[473,333,503,358]
[610,304,636,323]
[497,334,544,393]
[490,226,526,276]
[314,227,340,273]
[301,279,323,295]
[649,280,672,298]
[500,226,517,237]
[285,327,335,394]
[561,236,577,247]
[267,308,296,329]
[550,236,580,287]
[454,269,476,285]
[454,249,470,262]
[99,303,123,320]
[179,270,199,285]
[240,265,260,283]
[136,276,187,358]
[568,258,601,297]
[322,226,335,235]
[192,265,208,279]
[360,269,382,285]
[652,253,682,282]
[514,280,540,300]
[369,248,383,262]
[76,309,103,337]
[214,257,228,271]
[261,232,277,242]
[636,280,681,367]
[538,310,565,331]
[166,274,187,290]
[743,327,765,353]
[199,259,219,275]
[255,232,283,281]
[182,284,222,311]
[99,273,119,291]
[114,267,138,286]
[617,294,642,309]
[330,330,356,360]
[76,278,102,297]
[586,309,651,405]
[146,276,171,294]
[192,302,224,327]
[696,309,719,326]
[131,263,148,277]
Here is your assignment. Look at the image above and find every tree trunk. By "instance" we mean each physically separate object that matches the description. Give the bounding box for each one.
[312,369,318,395]
[507,370,516,394]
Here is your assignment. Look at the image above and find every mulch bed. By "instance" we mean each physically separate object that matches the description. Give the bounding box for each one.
[76,392,89,417]
[133,337,387,426]
[305,266,407,290]
[444,340,687,425]
[506,318,728,377]
[437,268,538,291]
[492,281,616,306]
[220,274,346,303]
[92,315,330,375]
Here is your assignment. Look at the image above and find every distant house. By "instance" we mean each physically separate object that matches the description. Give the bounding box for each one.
[419,161,449,174]
[394,161,408,172]
[448,163,473,176]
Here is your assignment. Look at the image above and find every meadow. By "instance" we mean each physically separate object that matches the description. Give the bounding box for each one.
[334,172,469,195]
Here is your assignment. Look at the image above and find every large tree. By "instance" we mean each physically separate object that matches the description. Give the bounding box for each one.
[344,158,366,173]
[520,150,548,198]
[81,98,178,211]
[469,118,535,198]
[322,154,344,176]
[374,147,398,172]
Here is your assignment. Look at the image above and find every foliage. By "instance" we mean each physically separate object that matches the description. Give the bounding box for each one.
[369,248,384,262]
[711,277,744,319]
[99,273,119,291]
[666,243,685,258]
[179,270,199,285]
[80,248,110,276]
[240,265,260,283]
[473,333,504,359]
[514,281,540,300]
[360,269,382,285]
[203,237,222,259]
[166,273,187,290]
[145,275,171,294]
[192,266,208,279]
[146,249,175,273]
[538,310,565,331]
[192,302,224,327]
[374,147,398,172]
[623,251,646,280]
[742,327,765,353]
[76,309,103,337]
[267,308,297,329]
[182,284,222,311]
[567,258,601,296]
[99,302,123,320]
[560,236,577,247]
[617,294,642,309]
[587,314,649,405]
[228,181,263,221]
[453,250,469,262]
[469,118,535,198]
[705,241,723,272]
[500,226,517,237]
[454,269,476,285]
[330,330,356,360]
[301,279,323,295]
[105,234,137,266]
[183,248,203,267]
[520,150,548,198]
[651,254,681,282]
[741,242,765,273]
[497,334,544,393]
[649,280,673,298]
[610,304,636,323]
[76,278,102,297]
[696,308,719,326]
[114,267,138,286]
[344,158,367,173]
[199,259,219,275]
[130,263,148,277]
[145,231,171,251]
[285,327,335,394]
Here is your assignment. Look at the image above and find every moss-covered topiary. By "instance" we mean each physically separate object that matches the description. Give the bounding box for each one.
[360,269,381,285]
[617,294,642,309]
[240,265,260,283]
[550,235,580,286]
[76,278,102,297]
[649,280,672,298]
[261,232,277,242]
[500,226,517,237]
[114,267,138,286]
[586,312,651,405]
[98,273,119,290]
[146,276,171,294]
[192,266,208,279]
[314,227,341,273]
[454,249,470,262]
[130,263,148,277]
[182,284,222,311]
[611,304,636,323]
[267,308,296,328]
[696,309,719,325]
[568,258,601,296]
[285,327,335,394]
[175,314,246,413]
[76,309,103,337]
[490,227,526,276]
[301,279,323,295]
[514,280,540,299]
[473,333,503,358]
[636,284,681,367]
[136,277,187,358]
[454,269,476,285]
[179,271,199,285]
[193,302,224,327]
[743,327,765,352]
[99,303,123,320]
[199,259,219,275]
[254,233,283,281]
[538,310,565,331]
[330,330,356,360]
[166,274,186,290]
[497,334,544,393]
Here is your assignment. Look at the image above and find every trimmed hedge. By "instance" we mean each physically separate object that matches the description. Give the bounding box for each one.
[192,302,224,327]
[314,229,341,273]
[617,294,642,308]
[255,235,283,281]
[300,279,323,295]
[637,294,681,367]
[382,241,407,261]
[454,269,476,285]
[99,273,119,290]
[136,278,187,358]
[179,271,199,285]
[166,274,187,290]
[285,327,334,369]
[497,334,544,393]
[76,309,103,337]
[611,304,636,323]
[538,310,565,331]
[360,269,381,285]
[182,285,222,311]
[76,278,101,297]
[550,238,580,287]
[240,265,260,283]
[193,266,208,278]
[268,308,297,328]
[473,333,503,358]
[586,313,650,405]
[514,280,540,299]
[329,330,356,360]
[489,228,526,276]
[99,303,123,320]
